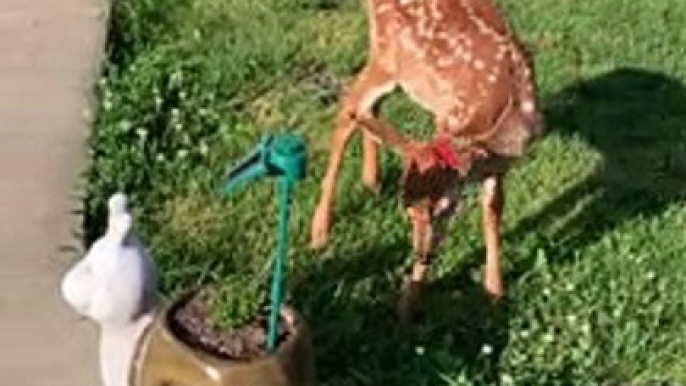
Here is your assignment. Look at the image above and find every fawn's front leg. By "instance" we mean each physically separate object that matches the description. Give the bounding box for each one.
[481,174,505,298]
[310,63,395,249]
[398,206,434,327]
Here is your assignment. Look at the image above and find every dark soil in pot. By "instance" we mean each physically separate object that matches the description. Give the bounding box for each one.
[168,289,290,361]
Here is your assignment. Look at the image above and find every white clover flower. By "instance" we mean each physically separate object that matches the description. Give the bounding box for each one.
[501,373,515,386]
[543,333,554,343]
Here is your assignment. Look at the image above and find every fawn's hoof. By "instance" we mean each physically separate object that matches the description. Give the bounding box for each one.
[398,280,423,329]
[362,178,381,195]
[362,169,380,194]
[484,283,505,306]
[484,270,504,302]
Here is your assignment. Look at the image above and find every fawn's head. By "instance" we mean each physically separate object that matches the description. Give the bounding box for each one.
[355,115,485,258]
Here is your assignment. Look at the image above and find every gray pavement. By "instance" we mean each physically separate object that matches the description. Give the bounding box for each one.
[0,0,109,384]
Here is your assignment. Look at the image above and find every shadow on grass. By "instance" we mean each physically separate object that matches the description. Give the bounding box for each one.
[503,67,686,277]
[293,236,509,385]
[294,67,686,385]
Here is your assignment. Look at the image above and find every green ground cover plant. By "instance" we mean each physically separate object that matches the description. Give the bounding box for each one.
[84,0,686,384]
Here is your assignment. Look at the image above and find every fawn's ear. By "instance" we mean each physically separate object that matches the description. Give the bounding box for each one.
[351,113,409,154]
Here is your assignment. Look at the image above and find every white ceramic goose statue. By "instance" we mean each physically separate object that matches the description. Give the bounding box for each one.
[61,193,316,386]
[61,192,159,386]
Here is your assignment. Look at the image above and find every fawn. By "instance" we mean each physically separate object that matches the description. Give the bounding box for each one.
[310,0,544,321]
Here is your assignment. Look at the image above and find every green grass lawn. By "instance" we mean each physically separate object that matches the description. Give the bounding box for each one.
[85,0,686,384]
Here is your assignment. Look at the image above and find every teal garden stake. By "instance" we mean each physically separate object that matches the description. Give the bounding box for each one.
[220,133,307,352]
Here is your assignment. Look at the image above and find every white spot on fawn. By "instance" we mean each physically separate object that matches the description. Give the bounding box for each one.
[447,115,461,128]
[478,84,488,96]
[521,100,535,113]
[430,2,443,19]
[496,46,508,60]
[463,51,473,63]
[437,56,454,67]
[377,3,393,13]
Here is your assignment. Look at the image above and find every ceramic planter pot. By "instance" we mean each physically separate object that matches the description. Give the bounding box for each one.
[130,292,316,386]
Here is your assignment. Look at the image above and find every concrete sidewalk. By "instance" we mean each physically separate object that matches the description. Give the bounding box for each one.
[0,0,109,384]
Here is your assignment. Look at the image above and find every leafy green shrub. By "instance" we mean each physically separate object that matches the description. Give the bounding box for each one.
[85,0,312,330]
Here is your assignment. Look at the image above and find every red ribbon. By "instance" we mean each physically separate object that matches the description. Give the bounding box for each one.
[431,136,461,170]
